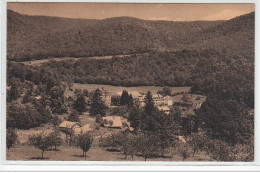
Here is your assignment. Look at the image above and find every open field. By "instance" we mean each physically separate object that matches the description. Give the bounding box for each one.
[6,145,212,161]
[65,83,190,97]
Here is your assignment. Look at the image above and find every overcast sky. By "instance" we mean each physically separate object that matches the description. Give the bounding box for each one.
[7,3,255,21]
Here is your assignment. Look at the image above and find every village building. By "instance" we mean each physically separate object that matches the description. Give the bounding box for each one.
[163,96,173,106]
[102,116,123,128]
[59,121,82,135]
[81,124,93,133]
[152,94,164,106]
[134,95,146,107]
[100,89,112,106]
[157,105,171,115]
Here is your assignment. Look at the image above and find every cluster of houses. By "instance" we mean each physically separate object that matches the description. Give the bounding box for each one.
[100,90,173,115]
[59,121,94,135]
[59,88,206,137]
[99,89,205,116]
[59,116,134,136]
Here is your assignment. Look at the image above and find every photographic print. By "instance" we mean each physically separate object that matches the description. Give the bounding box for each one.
[6,2,254,162]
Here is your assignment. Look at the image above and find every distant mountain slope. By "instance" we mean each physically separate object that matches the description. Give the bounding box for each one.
[7,10,254,61]
[7,10,223,61]
[186,12,254,58]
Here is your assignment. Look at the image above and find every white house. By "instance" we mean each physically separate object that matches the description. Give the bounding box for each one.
[100,89,112,106]
[153,94,164,106]
[163,96,173,106]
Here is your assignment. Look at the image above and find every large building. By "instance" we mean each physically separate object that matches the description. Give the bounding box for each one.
[133,92,173,107]
[100,89,112,106]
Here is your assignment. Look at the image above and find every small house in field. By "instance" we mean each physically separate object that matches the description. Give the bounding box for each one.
[102,116,122,128]
[157,106,171,115]
[82,124,93,133]
[59,121,82,135]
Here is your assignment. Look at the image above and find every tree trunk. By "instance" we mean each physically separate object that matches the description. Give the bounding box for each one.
[41,151,44,159]
[55,145,57,151]
[84,152,87,160]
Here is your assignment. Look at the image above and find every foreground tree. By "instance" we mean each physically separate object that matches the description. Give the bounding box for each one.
[6,128,18,150]
[188,133,201,157]
[135,132,159,161]
[206,139,236,161]
[177,143,190,161]
[197,98,254,144]
[121,133,138,160]
[78,133,93,160]
[28,133,51,159]
[49,128,62,151]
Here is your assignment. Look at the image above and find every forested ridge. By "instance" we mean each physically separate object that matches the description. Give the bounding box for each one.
[8,10,223,61]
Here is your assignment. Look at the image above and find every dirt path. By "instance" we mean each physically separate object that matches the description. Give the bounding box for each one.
[12,53,148,66]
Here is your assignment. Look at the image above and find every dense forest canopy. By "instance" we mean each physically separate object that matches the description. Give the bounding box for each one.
[7,10,254,62]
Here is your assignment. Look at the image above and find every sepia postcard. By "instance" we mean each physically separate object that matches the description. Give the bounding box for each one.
[1,1,258,170]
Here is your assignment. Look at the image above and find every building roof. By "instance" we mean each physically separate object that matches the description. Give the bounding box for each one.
[116,91,142,99]
[34,95,42,100]
[59,121,81,129]
[164,96,172,99]
[157,106,170,111]
[178,136,186,143]
[152,94,163,98]
[102,116,122,128]
[82,124,93,133]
